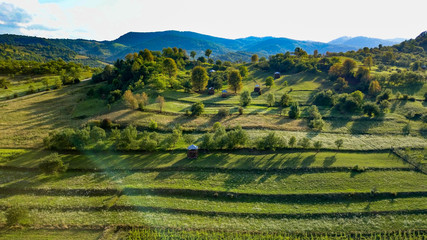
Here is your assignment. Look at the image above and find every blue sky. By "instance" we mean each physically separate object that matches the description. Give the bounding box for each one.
[0,0,426,42]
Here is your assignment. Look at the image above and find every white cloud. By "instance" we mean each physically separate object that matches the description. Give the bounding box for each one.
[0,0,425,41]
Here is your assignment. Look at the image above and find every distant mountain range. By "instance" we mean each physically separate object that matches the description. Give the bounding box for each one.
[328,36,406,49]
[0,30,408,64]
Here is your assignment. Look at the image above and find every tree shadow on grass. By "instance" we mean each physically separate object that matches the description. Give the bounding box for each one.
[323,155,337,167]
[349,117,384,134]
[300,154,316,168]
[223,172,259,191]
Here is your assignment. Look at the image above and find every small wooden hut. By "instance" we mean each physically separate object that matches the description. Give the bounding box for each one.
[208,87,215,95]
[254,84,261,93]
[274,72,281,79]
[221,90,228,98]
[187,145,199,159]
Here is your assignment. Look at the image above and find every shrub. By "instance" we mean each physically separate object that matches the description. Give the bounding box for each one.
[38,153,68,174]
[307,105,322,120]
[288,136,296,147]
[149,119,158,130]
[363,102,381,117]
[100,118,113,129]
[90,126,106,141]
[217,108,230,118]
[313,90,334,106]
[238,107,244,115]
[200,133,215,150]
[191,102,204,116]
[424,92,427,102]
[298,137,311,148]
[265,76,274,87]
[309,118,325,130]
[223,126,248,149]
[313,141,323,152]
[13,93,18,98]
[279,93,291,107]
[376,89,392,103]
[93,140,108,151]
[288,103,300,119]
[408,96,416,102]
[265,93,275,107]
[140,134,158,151]
[256,132,286,150]
[402,123,411,135]
[379,100,390,112]
[240,90,252,106]
[335,139,344,150]
[6,206,29,226]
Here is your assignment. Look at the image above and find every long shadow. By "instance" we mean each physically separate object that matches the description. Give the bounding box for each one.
[323,155,337,167]
[349,117,385,134]
[300,154,316,168]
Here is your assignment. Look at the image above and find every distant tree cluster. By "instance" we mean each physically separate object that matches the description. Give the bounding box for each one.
[44,124,188,151]
[0,59,88,77]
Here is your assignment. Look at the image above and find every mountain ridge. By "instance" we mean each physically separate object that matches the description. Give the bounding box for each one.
[0,30,412,64]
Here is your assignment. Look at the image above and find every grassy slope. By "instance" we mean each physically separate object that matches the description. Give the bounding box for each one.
[0,149,414,170]
[1,169,425,194]
[0,211,425,233]
[0,229,103,240]
[0,82,91,148]
[0,72,92,100]
[0,68,425,149]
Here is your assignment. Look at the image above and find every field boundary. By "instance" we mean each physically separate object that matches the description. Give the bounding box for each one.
[0,187,425,201]
[0,205,426,219]
[0,165,415,174]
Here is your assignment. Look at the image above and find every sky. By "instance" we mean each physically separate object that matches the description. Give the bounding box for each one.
[0,0,426,42]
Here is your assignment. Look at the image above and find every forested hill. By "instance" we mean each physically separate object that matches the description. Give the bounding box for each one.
[0,31,422,65]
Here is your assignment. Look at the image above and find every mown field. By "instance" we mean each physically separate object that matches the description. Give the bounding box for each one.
[0,149,426,239]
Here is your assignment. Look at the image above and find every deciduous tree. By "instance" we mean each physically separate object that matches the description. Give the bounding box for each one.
[191,66,209,92]
[368,80,381,96]
[156,95,165,113]
[228,70,242,93]
[265,76,274,87]
[163,58,178,78]
[205,49,212,60]
[251,54,259,63]
[266,93,275,107]
[240,90,252,106]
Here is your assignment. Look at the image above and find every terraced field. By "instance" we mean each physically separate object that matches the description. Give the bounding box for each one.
[0,149,426,238]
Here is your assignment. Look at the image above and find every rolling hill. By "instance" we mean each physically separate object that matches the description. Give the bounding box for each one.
[0,30,409,64]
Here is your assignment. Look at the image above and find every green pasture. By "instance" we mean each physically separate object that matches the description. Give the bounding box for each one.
[1,194,424,215]
[0,149,413,170]
[1,169,425,194]
[0,210,425,233]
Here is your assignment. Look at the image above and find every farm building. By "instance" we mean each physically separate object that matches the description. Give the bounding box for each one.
[274,72,281,79]
[254,84,261,93]
[208,87,215,95]
[187,144,199,159]
[221,90,228,98]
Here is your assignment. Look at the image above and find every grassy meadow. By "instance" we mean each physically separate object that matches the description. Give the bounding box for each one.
[0,58,426,239]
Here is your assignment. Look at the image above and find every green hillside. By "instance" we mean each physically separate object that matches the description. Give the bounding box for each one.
[0,31,426,239]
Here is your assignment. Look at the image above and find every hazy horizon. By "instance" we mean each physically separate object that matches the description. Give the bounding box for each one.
[0,0,425,42]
